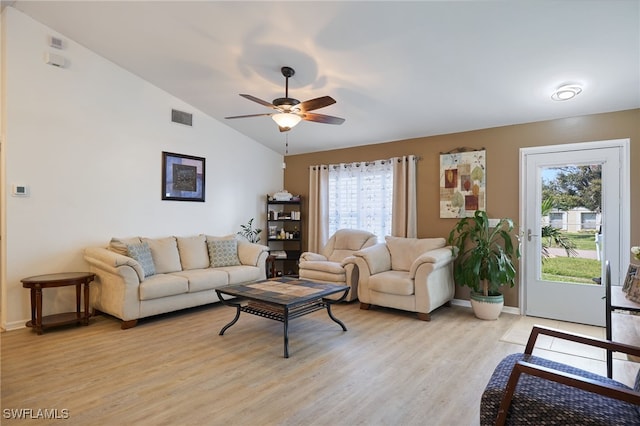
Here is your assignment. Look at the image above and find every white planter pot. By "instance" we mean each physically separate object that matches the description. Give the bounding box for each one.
[470,292,504,320]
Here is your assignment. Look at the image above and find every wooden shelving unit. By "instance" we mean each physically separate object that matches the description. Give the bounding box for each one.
[266,197,302,277]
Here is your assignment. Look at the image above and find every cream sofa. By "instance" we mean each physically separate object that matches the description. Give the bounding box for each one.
[353,236,456,321]
[84,235,269,329]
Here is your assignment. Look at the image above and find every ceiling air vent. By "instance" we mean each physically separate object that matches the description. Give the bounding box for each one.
[171,109,193,126]
[49,36,64,49]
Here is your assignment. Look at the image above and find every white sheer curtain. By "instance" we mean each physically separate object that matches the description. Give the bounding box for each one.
[308,155,417,248]
[328,160,393,240]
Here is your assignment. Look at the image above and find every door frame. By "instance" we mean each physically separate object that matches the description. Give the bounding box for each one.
[518,139,631,316]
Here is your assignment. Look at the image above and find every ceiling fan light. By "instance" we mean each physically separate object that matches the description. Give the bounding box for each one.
[551,84,582,101]
[272,113,302,129]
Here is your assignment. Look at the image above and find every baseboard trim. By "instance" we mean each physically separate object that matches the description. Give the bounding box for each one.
[3,320,27,332]
[451,298,521,315]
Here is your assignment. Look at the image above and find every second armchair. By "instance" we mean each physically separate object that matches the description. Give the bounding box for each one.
[353,236,456,321]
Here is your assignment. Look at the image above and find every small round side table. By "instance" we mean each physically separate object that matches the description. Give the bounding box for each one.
[21,272,96,335]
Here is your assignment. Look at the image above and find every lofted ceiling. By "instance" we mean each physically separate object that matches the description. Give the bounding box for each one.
[9,1,640,155]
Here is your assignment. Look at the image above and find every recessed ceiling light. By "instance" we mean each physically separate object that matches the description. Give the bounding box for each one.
[551,84,582,101]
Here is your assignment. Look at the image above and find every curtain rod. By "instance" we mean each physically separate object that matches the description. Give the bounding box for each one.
[311,155,421,170]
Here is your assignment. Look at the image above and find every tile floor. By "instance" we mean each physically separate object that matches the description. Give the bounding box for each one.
[501,315,639,388]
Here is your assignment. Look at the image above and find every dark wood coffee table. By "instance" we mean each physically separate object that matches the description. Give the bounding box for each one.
[215,277,349,358]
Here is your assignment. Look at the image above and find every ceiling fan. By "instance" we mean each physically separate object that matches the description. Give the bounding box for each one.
[225,66,345,132]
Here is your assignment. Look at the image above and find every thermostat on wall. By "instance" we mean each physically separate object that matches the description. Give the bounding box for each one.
[12,184,29,197]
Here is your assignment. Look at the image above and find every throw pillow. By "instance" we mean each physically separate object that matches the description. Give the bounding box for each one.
[142,237,182,273]
[177,235,209,270]
[127,242,156,278]
[207,239,241,267]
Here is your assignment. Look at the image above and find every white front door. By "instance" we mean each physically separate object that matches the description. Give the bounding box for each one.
[520,140,629,326]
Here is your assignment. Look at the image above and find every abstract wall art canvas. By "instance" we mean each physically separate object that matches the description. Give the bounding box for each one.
[440,149,486,218]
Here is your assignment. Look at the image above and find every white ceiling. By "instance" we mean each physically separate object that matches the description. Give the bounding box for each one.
[10,1,640,155]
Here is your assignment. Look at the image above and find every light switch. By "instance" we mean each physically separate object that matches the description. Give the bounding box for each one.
[12,184,29,197]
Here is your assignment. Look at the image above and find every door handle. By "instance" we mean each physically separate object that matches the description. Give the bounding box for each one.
[527,229,539,242]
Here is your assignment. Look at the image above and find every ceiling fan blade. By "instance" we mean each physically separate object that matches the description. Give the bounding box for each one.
[301,112,345,125]
[297,96,336,112]
[239,94,277,109]
[225,113,273,119]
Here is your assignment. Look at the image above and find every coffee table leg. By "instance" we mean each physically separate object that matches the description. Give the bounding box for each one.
[283,309,289,358]
[219,305,241,335]
[326,303,347,331]
[325,288,348,331]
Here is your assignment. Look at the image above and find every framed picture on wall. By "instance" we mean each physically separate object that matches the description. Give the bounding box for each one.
[439,149,486,218]
[162,151,205,202]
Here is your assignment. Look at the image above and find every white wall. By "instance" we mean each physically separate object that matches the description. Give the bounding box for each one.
[1,8,283,330]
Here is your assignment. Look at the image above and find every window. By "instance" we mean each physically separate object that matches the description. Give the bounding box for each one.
[549,212,564,229]
[581,212,597,230]
[328,160,393,240]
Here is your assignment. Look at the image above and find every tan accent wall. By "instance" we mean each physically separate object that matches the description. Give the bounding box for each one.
[284,109,640,307]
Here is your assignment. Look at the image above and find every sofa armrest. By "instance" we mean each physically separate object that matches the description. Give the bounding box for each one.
[84,247,145,282]
[237,241,269,266]
[341,255,357,267]
[83,247,144,322]
[353,243,391,275]
[300,252,328,262]
[409,247,455,279]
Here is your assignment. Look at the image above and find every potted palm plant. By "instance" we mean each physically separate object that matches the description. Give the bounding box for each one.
[447,210,520,320]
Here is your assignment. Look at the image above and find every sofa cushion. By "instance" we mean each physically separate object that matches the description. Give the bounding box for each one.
[369,270,414,296]
[126,242,156,278]
[139,274,188,300]
[385,236,446,271]
[300,260,346,275]
[207,239,241,267]
[176,235,209,270]
[218,265,262,284]
[299,268,346,283]
[142,237,182,274]
[109,237,142,256]
[170,269,229,292]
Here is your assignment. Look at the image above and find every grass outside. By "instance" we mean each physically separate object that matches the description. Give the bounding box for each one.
[561,231,597,250]
[543,232,600,283]
[541,257,601,284]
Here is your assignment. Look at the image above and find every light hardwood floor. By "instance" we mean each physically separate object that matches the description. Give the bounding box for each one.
[1,302,636,425]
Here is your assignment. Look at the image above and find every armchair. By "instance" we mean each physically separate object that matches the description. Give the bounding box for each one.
[481,326,640,425]
[298,229,377,301]
[352,236,455,320]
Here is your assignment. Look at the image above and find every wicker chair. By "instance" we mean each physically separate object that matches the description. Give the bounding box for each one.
[481,325,640,425]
